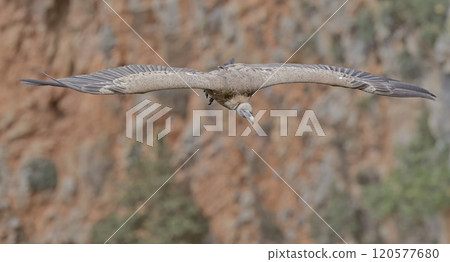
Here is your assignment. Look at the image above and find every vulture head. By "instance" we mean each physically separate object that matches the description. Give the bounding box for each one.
[236,102,254,124]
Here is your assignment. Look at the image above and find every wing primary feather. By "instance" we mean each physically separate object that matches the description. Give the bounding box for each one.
[385,81,436,100]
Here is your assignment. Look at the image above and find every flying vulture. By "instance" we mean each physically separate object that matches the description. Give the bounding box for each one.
[21,59,435,124]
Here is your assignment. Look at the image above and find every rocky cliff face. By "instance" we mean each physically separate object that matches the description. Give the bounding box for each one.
[0,0,449,243]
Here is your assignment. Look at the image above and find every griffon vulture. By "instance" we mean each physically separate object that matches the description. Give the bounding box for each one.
[21,59,435,123]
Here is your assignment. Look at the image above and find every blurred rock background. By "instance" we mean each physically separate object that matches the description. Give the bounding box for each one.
[0,0,449,243]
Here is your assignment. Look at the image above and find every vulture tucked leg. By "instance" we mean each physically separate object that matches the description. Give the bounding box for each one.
[204,90,214,105]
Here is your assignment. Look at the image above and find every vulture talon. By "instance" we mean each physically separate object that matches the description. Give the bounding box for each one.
[208,97,214,105]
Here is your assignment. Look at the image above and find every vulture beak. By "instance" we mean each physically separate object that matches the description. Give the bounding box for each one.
[242,110,254,124]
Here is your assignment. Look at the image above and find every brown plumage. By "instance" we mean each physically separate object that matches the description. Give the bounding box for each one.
[20,59,435,123]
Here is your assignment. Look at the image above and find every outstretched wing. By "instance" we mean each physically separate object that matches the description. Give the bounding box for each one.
[20,64,219,94]
[243,63,435,100]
